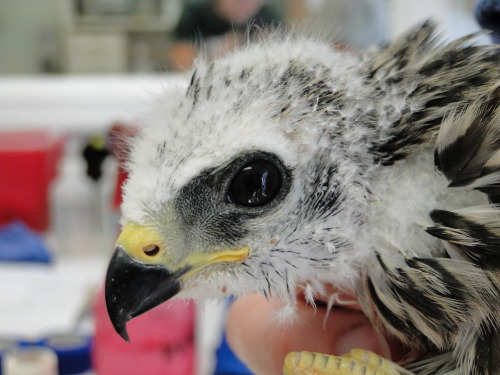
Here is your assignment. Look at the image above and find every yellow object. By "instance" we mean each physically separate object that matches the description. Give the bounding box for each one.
[115,223,164,264]
[283,349,404,375]
[116,223,250,277]
[180,246,250,281]
[88,134,106,150]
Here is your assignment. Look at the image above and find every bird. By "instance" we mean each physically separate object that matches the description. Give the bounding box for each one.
[105,21,500,375]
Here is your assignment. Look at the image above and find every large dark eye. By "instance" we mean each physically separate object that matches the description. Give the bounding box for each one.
[227,160,282,207]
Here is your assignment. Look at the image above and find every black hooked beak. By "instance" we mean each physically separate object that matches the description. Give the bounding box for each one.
[105,247,189,342]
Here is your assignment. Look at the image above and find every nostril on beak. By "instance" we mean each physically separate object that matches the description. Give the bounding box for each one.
[143,244,160,257]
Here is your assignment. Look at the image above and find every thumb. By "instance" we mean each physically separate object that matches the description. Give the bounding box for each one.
[226,294,389,375]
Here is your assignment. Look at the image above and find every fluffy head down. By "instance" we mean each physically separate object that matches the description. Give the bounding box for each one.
[120,21,496,303]
[122,34,381,299]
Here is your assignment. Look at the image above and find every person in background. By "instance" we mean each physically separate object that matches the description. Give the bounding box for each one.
[168,0,279,71]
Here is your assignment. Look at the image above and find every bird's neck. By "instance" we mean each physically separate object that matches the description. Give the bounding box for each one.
[358,147,487,260]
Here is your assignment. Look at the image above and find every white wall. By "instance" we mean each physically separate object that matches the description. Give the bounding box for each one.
[389,0,485,41]
[0,74,186,131]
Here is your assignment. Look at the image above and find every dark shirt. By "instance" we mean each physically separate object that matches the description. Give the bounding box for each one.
[175,1,279,42]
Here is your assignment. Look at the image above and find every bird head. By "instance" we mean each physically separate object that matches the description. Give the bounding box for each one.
[105,22,494,341]
[105,37,377,341]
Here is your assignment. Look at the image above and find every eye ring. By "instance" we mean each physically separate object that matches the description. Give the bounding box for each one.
[227,159,283,207]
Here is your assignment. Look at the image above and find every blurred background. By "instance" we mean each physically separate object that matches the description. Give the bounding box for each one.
[0,0,491,374]
[0,0,486,75]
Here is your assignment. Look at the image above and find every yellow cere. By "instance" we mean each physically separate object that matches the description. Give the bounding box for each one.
[116,222,250,276]
[115,223,164,263]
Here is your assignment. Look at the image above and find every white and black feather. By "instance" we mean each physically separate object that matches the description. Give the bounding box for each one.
[121,21,500,375]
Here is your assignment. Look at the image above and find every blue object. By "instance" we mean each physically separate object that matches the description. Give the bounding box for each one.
[213,298,253,375]
[44,334,92,375]
[0,221,52,263]
[475,0,500,43]
[214,332,252,375]
[18,338,46,347]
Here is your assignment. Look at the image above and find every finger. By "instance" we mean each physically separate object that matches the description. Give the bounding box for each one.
[226,294,387,375]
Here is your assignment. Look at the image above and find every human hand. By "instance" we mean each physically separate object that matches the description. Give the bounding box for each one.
[226,292,404,375]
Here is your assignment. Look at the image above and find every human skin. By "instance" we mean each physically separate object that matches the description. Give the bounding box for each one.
[227,292,406,375]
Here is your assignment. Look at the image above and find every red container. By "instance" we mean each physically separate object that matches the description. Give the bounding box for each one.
[93,287,196,375]
[0,131,64,231]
